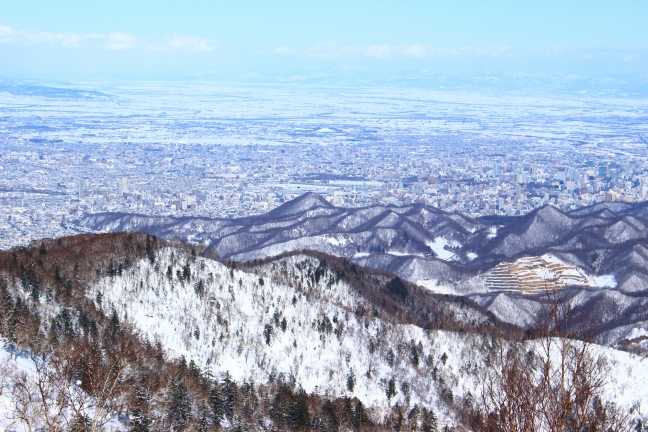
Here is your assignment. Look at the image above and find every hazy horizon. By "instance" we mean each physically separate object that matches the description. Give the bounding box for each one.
[2,0,648,85]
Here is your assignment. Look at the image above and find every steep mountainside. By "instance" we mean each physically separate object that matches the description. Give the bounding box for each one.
[0,234,484,430]
[1,234,646,430]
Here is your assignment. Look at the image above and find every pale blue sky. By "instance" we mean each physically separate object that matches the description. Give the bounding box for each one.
[1,0,648,81]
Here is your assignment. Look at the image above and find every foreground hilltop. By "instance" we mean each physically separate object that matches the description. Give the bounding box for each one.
[1,233,646,430]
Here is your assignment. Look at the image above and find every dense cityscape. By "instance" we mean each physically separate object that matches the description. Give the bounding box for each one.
[2,82,648,249]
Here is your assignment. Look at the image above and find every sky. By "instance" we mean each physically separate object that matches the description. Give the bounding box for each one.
[1,1,648,83]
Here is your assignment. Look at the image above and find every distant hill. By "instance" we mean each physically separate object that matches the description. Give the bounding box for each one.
[0,82,108,98]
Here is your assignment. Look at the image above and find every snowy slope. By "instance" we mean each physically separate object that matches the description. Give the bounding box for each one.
[89,248,648,415]
[90,248,482,416]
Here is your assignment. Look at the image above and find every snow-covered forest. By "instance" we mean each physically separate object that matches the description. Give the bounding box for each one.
[1,233,646,431]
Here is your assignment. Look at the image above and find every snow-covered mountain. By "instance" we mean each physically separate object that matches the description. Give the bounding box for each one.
[91,248,484,415]
[93,246,648,421]
[73,194,648,350]
[1,234,646,430]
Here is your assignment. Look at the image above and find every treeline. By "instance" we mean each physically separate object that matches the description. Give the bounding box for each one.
[0,233,158,354]
[0,233,451,431]
[233,249,527,341]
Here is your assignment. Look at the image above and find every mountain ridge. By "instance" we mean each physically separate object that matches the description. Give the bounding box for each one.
[1,232,646,430]
[72,194,648,350]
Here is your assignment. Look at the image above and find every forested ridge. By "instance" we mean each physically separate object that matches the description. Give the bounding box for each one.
[0,233,447,431]
[0,233,643,431]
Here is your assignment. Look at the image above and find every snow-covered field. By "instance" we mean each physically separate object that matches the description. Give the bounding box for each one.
[426,237,459,261]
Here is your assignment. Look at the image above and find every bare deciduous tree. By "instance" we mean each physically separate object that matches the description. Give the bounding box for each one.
[3,340,136,432]
[474,292,634,432]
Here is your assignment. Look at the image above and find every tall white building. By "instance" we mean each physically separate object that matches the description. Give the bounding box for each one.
[494,162,501,176]
[118,177,128,195]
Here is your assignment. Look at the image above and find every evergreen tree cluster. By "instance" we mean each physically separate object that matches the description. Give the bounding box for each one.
[0,233,450,431]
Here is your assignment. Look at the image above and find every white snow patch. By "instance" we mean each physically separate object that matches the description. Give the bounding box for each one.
[326,236,341,246]
[625,327,648,340]
[588,274,618,288]
[487,226,497,239]
[416,279,457,295]
[325,234,348,247]
[427,237,459,261]
[387,251,416,256]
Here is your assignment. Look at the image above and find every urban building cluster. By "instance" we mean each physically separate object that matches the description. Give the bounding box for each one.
[2,137,648,250]
[2,82,648,249]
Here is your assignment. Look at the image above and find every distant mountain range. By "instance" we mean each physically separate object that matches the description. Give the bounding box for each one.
[0,82,108,98]
[73,193,648,351]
